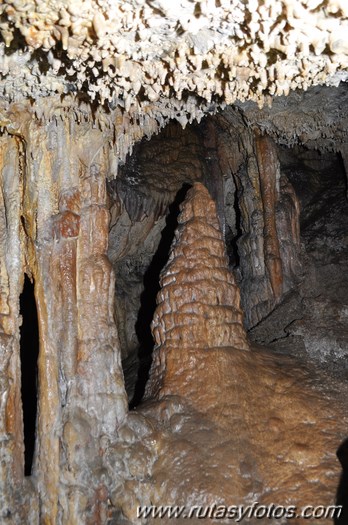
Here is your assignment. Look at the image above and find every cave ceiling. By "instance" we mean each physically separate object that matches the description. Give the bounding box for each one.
[0,0,348,155]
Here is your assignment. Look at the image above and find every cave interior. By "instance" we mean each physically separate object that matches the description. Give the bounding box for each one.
[1,1,348,524]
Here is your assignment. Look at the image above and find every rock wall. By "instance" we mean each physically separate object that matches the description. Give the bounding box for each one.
[205,111,301,328]
[0,134,36,523]
[0,105,127,524]
[237,132,301,327]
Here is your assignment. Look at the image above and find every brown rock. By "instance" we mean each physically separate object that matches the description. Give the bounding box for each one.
[136,181,347,524]
[145,182,249,405]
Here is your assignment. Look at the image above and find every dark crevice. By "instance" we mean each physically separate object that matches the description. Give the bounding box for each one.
[19,274,39,476]
[231,183,242,267]
[226,179,242,268]
[336,438,348,524]
[337,151,348,199]
[130,184,191,409]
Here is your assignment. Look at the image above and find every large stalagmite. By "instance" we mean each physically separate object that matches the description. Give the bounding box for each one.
[121,182,348,524]
[146,182,249,409]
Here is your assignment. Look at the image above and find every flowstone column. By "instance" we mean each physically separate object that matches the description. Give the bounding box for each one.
[235,132,301,328]
[0,135,38,523]
[0,104,128,524]
[23,114,127,524]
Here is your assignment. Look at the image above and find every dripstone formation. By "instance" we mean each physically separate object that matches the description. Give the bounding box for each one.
[112,183,348,525]
[0,109,127,524]
[146,182,249,408]
[0,1,347,524]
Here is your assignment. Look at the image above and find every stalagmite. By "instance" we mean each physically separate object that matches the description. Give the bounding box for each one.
[145,182,249,409]
[124,181,347,522]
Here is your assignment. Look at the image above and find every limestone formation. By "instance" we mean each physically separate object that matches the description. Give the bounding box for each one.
[237,132,301,327]
[1,0,348,115]
[108,122,208,362]
[0,1,347,524]
[0,111,127,524]
[109,181,348,525]
[145,182,249,407]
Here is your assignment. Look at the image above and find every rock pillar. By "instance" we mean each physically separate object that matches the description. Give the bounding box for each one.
[145,182,249,411]
[0,107,128,524]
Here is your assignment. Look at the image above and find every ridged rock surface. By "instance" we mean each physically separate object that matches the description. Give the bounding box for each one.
[145,182,249,409]
[110,182,348,525]
[0,111,128,525]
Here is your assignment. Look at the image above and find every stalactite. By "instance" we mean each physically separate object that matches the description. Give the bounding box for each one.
[255,134,283,302]
[276,174,301,285]
[234,132,270,328]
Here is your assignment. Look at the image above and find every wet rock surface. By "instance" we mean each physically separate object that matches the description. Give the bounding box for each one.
[0,110,128,524]
[250,147,348,379]
[111,183,348,525]
[0,75,347,524]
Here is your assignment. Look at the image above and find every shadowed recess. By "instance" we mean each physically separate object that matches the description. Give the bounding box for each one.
[336,438,348,524]
[130,184,191,408]
[19,274,39,476]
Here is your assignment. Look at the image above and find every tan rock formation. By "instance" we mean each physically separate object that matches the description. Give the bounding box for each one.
[123,182,347,525]
[255,135,283,302]
[0,109,128,524]
[1,0,348,113]
[0,2,347,523]
[145,182,249,408]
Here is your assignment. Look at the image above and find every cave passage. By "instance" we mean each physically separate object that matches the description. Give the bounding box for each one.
[131,184,191,408]
[19,274,39,476]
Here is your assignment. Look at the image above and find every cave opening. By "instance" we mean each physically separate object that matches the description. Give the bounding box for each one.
[19,274,39,476]
[131,183,191,408]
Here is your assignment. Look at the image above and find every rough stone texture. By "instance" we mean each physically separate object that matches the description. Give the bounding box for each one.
[238,82,348,152]
[0,102,347,524]
[0,2,348,522]
[107,113,303,381]
[109,182,348,525]
[0,110,127,524]
[0,135,39,524]
[1,0,348,114]
[108,123,208,362]
[250,146,348,374]
[199,110,302,329]
[237,132,301,328]
[145,182,249,404]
